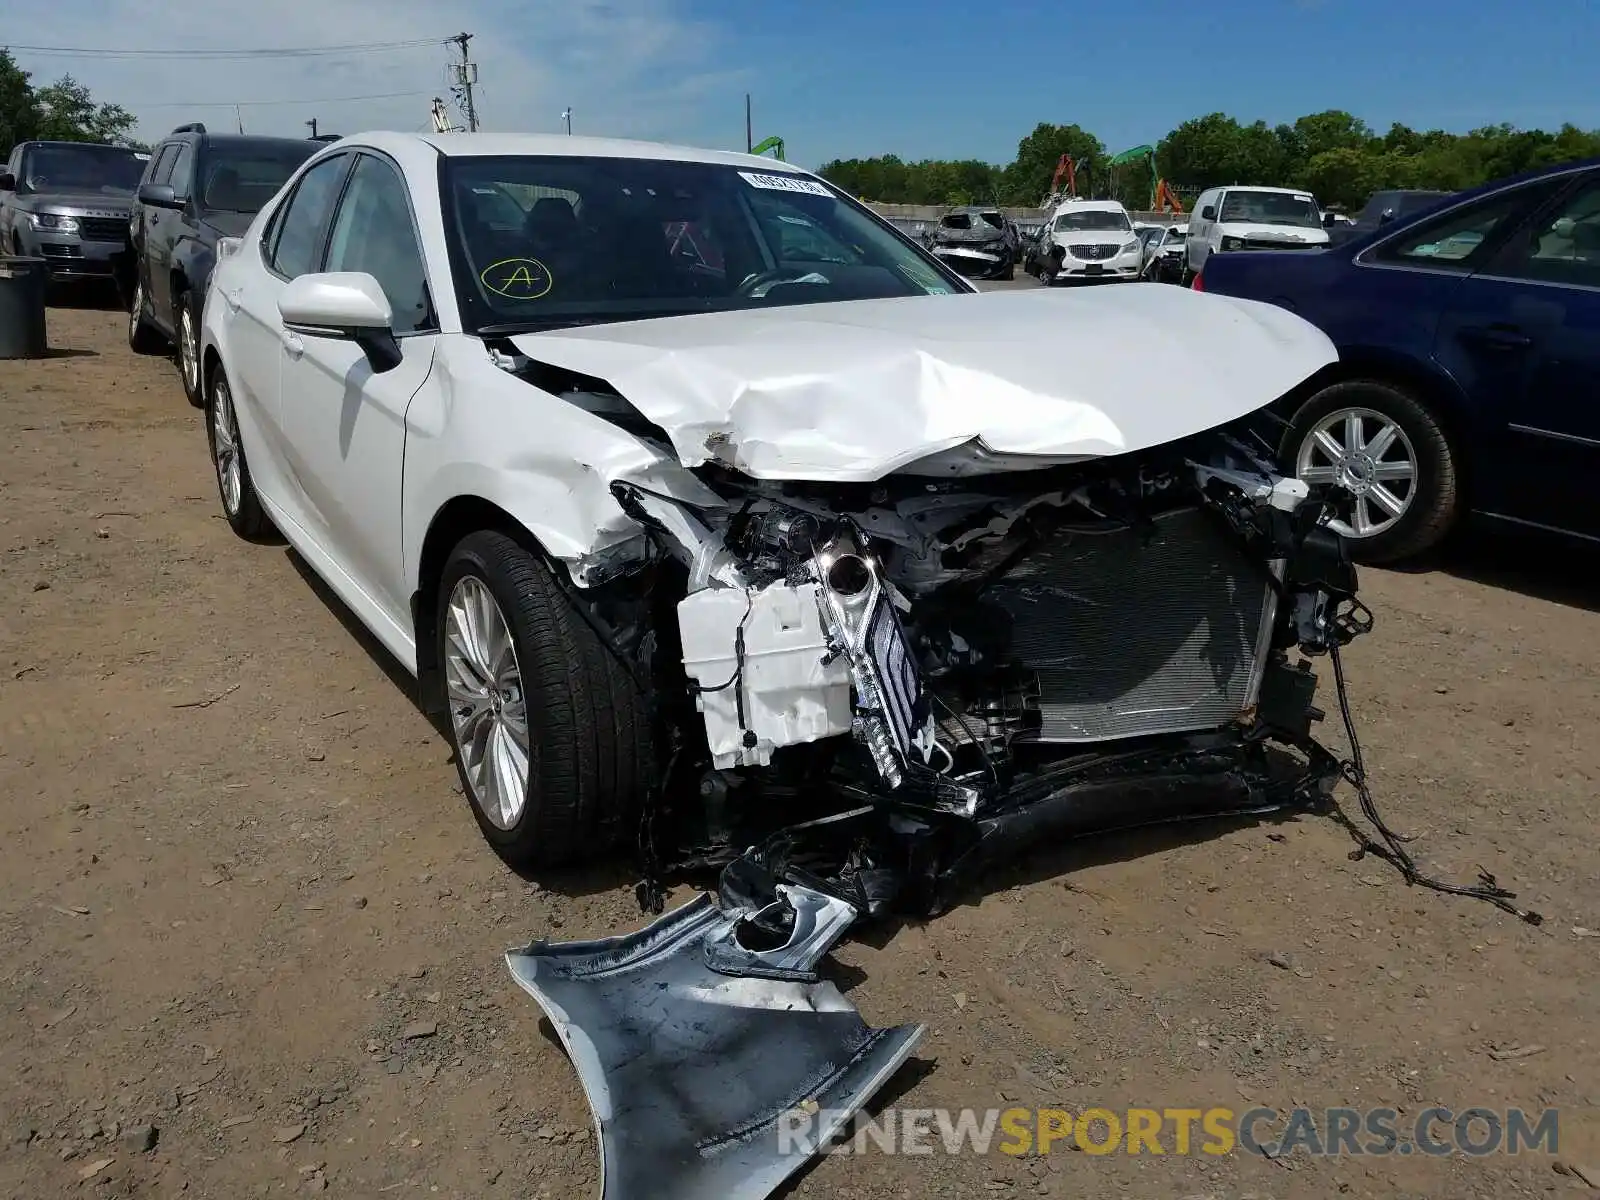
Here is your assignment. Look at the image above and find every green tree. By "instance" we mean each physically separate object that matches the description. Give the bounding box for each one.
[32,75,137,145]
[1,49,37,159]
[1003,122,1105,205]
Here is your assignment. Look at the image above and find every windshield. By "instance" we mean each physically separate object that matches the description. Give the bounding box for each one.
[22,144,145,195]
[1219,190,1322,228]
[1053,209,1131,233]
[443,156,966,333]
[200,145,317,213]
[1166,227,1186,242]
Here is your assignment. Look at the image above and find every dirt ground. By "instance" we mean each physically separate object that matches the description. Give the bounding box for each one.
[2,303,1597,1200]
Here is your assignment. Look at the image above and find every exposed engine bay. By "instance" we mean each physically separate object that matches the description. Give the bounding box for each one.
[565,408,1374,920]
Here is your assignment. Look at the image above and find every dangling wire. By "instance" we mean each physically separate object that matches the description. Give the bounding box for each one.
[1327,640,1543,925]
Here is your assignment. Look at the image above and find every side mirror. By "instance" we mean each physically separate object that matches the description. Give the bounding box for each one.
[278,272,401,373]
[1199,204,1216,221]
[138,183,182,208]
[0,172,14,191]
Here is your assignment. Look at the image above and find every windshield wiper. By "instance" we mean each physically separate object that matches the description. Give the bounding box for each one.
[476,312,691,336]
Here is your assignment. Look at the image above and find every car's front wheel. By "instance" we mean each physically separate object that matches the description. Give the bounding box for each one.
[437,531,651,870]
[206,366,269,540]
[1285,378,1460,563]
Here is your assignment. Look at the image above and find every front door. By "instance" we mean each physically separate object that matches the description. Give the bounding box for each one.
[276,151,437,622]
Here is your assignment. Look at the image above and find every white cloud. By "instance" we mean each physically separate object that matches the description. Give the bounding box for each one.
[15,0,756,149]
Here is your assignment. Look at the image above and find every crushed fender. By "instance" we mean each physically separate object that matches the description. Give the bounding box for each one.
[507,886,923,1200]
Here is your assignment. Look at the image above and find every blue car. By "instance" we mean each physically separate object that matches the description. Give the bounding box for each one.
[1194,157,1600,563]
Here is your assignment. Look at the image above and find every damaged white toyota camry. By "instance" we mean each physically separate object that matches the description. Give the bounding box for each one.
[200,132,1373,915]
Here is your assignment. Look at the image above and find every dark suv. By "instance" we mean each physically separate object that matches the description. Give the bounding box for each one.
[128,123,317,405]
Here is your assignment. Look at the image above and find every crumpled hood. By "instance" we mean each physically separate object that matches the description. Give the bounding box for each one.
[509,286,1337,482]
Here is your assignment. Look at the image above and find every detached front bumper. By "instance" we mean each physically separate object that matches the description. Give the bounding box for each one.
[930,243,1013,278]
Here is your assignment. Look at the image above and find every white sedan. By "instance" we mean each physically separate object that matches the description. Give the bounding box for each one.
[200,130,1355,875]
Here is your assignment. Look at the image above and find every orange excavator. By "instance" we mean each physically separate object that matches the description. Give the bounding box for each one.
[1047,154,1079,204]
[1153,177,1185,215]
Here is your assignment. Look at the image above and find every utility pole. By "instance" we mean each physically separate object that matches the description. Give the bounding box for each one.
[561,107,572,135]
[745,93,752,153]
[235,105,244,135]
[450,32,479,132]
[305,117,318,139]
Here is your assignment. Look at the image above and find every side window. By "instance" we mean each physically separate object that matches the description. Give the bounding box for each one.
[1499,178,1600,289]
[748,190,864,266]
[268,154,350,280]
[323,155,432,333]
[1373,179,1564,270]
[148,145,179,187]
[168,144,195,201]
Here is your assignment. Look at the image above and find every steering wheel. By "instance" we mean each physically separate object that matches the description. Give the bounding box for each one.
[734,267,818,298]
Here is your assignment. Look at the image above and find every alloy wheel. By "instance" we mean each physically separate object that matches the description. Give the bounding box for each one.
[1295,406,1418,538]
[444,576,531,831]
[211,377,242,515]
[180,306,198,395]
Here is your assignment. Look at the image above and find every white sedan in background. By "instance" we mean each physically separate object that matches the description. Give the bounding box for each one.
[199,130,1351,876]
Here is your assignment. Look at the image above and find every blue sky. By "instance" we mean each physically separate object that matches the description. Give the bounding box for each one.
[15,0,1600,166]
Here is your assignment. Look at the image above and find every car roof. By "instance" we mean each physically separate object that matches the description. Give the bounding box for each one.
[314,130,822,175]
[1218,185,1314,195]
[1336,155,1600,254]
[23,140,137,151]
[186,134,317,152]
[1052,198,1127,214]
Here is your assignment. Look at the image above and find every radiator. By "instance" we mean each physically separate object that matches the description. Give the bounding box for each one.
[987,507,1275,743]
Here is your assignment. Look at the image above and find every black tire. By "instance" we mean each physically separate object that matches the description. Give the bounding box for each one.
[1283,378,1460,564]
[127,275,165,355]
[437,531,652,870]
[205,365,270,540]
[175,289,203,408]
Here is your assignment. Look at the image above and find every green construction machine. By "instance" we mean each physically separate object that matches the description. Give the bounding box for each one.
[1108,145,1184,214]
[750,136,786,162]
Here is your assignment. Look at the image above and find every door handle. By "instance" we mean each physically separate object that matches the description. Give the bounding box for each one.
[1462,323,1532,350]
[282,331,304,358]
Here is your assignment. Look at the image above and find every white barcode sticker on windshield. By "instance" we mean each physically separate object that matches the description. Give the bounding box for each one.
[1293,193,1312,202]
[739,171,831,196]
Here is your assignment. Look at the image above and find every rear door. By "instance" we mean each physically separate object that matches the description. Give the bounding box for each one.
[1440,170,1600,537]
[220,151,353,493]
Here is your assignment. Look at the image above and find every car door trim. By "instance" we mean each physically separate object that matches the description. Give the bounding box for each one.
[1507,423,1600,449]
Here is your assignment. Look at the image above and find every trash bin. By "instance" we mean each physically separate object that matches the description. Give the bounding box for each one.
[0,256,49,359]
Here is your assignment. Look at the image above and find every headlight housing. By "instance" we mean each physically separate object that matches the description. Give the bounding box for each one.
[28,212,79,233]
[1221,235,1245,251]
[1120,239,1141,255]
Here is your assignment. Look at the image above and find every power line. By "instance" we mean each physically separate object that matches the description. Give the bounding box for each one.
[6,38,448,61]
[133,89,433,109]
